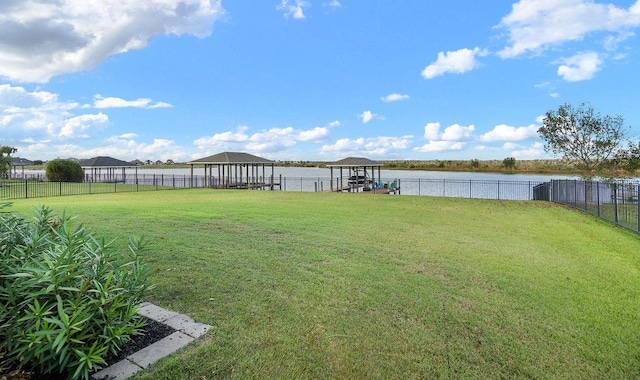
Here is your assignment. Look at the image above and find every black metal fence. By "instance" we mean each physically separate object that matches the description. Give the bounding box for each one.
[535,179,640,233]
[2,173,546,201]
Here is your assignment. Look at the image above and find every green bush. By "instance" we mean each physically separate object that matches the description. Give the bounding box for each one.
[46,159,84,182]
[0,203,153,379]
[503,156,516,169]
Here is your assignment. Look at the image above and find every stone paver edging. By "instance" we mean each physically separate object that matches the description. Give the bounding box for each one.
[91,302,211,380]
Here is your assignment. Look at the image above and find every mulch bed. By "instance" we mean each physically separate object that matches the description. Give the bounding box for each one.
[0,316,176,380]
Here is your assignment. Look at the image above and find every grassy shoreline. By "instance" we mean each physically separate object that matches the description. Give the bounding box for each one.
[6,190,640,379]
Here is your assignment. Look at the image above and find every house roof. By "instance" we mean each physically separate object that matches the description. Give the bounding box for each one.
[326,157,383,167]
[188,152,274,165]
[79,156,138,168]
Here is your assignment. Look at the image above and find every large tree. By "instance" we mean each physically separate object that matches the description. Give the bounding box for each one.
[538,103,628,180]
[0,146,17,178]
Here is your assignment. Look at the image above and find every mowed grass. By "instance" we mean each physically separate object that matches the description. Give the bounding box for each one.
[6,190,640,379]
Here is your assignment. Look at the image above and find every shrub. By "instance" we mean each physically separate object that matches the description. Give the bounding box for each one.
[0,203,153,379]
[46,159,84,182]
[503,157,516,169]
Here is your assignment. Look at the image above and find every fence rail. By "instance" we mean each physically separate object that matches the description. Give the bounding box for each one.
[535,179,640,233]
[2,173,545,201]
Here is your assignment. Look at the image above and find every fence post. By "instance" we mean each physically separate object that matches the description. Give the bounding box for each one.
[59,181,62,196]
[584,181,588,211]
[24,179,28,199]
[497,180,500,200]
[596,182,600,217]
[613,183,619,224]
[637,183,640,233]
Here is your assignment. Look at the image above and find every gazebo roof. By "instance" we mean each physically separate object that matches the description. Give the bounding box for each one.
[327,157,382,167]
[189,152,274,165]
[10,157,33,166]
[79,156,138,168]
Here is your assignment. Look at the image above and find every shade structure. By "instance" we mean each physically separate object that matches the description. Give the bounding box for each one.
[326,157,383,192]
[8,157,33,179]
[188,152,276,189]
[79,156,138,182]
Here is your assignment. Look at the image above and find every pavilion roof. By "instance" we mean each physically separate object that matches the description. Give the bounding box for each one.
[79,156,138,168]
[326,157,382,167]
[10,157,33,166]
[188,152,274,165]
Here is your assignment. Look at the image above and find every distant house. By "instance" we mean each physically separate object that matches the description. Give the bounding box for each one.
[165,159,176,165]
[131,159,145,166]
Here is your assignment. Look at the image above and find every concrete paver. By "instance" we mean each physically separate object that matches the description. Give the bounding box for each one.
[163,313,212,338]
[127,331,194,369]
[90,303,211,380]
[92,359,141,380]
[137,302,180,322]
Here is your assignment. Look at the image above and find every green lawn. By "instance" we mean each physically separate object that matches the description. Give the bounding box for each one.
[6,190,640,379]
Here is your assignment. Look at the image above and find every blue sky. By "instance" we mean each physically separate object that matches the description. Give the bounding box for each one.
[1,0,639,162]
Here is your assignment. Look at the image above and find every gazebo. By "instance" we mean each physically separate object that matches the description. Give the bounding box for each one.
[327,157,383,192]
[188,152,277,189]
[79,156,138,182]
[9,157,33,179]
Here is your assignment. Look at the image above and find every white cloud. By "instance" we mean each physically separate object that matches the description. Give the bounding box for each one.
[441,124,475,141]
[277,0,309,19]
[358,110,384,124]
[0,84,97,140]
[423,122,441,140]
[506,142,545,158]
[381,93,410,103]
[59,113,108,138]
[556,52,602,81]
[327,120,341,128]
[496,0,640,58]
[86,135,189,162]
[0,0,226,83]
[319,136,414,158]
[480,124,539,142]
[193,124,330,154]
[421,47,489,79]
[93,95,173,109]
[298,127,330,141]
[416,122,475,153]
[414,140,468,153]
[324,0,342,8]
[422,122,475,141]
